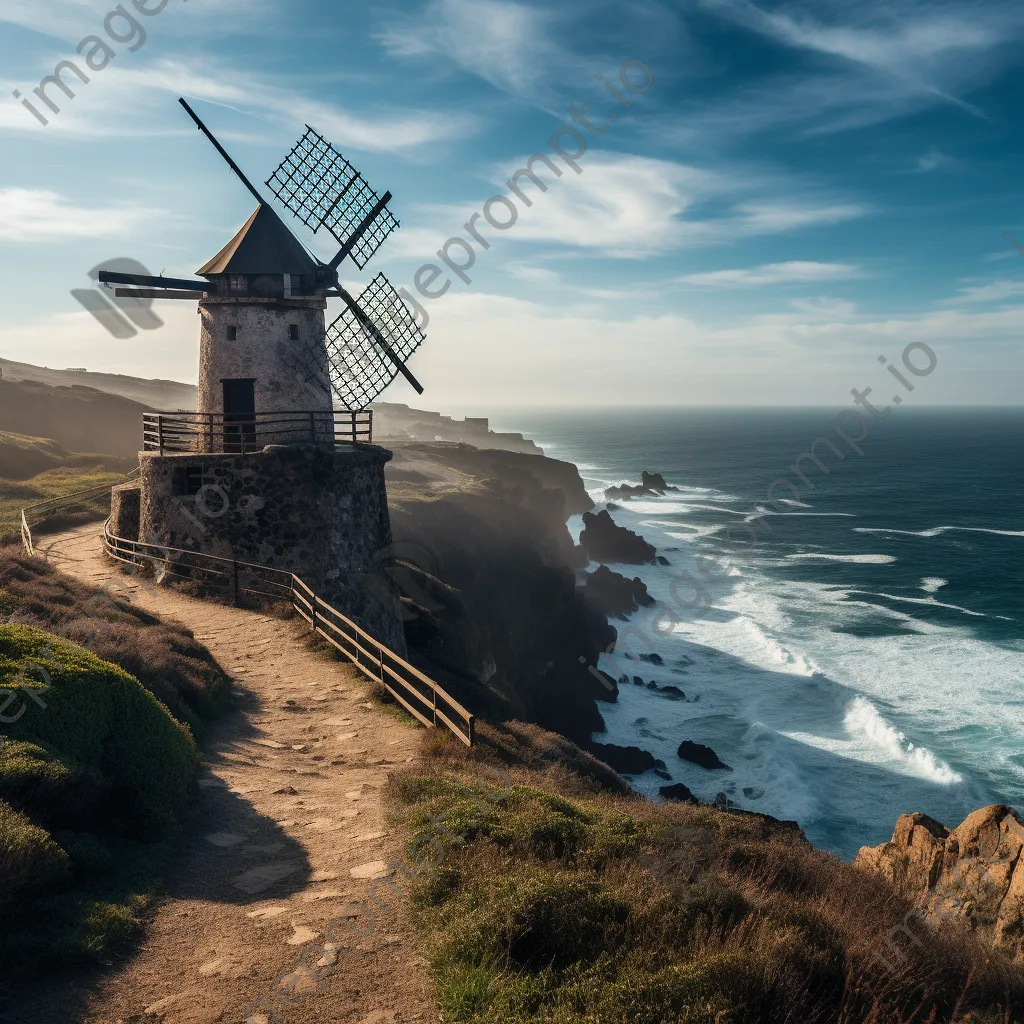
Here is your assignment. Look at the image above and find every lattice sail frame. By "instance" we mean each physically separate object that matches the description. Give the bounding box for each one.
[266,127,399,269]
[323,274,426,409]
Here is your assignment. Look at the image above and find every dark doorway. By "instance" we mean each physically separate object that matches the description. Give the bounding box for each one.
[222,378,256,453]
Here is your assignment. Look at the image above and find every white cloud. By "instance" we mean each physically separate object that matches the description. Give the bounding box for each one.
[790,297,858,317]
[377,0,570,99]
[0,188,161,242]
[917,148,951,172]
[387,153,870,265]
[1,58,478,152]
[677,261,866,287]
[944,280,1024,304]
[505,263,560,284]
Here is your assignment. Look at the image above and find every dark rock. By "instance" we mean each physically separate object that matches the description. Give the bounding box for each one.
[639,652,664,666]
[660,685,686,699]
[646,681,659,690]
[606,502,622,511]
[604,471,679,501]
[633,675,645,686]
[660,783,700,804]
[579,510,657,564]
[677,740,732,771]
[655,555,670,566]
[653,769,672,780]
[579,565,655,618]
[654,758,668,771]
[589,742,657,775]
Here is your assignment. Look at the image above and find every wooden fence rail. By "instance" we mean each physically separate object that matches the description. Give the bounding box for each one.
[20,490,474,747]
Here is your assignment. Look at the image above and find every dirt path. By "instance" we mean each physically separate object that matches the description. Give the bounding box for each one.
[4,524,436,1024]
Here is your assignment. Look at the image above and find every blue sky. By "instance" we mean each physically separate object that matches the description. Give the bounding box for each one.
[1,0,1022,410]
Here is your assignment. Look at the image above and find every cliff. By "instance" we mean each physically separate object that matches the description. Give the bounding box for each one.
[385,442,613,743]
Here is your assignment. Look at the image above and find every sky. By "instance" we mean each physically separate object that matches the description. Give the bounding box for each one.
[1,0,1023,411]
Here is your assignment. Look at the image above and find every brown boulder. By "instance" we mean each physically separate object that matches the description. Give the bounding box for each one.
[855,804,1024,957]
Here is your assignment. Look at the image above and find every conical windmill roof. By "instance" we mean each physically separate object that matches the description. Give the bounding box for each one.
[197,204,320,277]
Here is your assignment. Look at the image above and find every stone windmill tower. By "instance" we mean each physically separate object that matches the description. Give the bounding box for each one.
[100,99,429,651]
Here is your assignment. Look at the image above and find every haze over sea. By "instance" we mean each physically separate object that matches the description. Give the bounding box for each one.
[485,407,1024,860]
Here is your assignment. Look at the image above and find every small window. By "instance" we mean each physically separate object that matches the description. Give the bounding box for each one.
[228,275,247,293]
[288,324,299,341]
[171,466,204,497]
[226,325,237,341]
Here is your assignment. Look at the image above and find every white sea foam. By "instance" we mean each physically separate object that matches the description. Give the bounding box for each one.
[856,526,1024,539]
[868,591,990,618]
[920,577,948,593]
[843,697,963,785]
[775,498,814,508]
[746,509,856,522]
[787,553,896,565]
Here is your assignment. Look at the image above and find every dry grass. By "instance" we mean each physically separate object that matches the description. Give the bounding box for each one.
[387,727,1024,1024]
[0,546,231,733]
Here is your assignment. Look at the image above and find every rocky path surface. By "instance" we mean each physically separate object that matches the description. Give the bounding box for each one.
[4,524,436,1024]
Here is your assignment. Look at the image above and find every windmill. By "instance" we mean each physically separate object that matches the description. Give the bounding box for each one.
[100,97,425,411]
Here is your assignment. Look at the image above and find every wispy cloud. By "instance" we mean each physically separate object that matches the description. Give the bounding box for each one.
[678,261,866,287]
[0,188,162,242]
[376,0,573,99]
[1,58,479,152]
[943,279,1024,304]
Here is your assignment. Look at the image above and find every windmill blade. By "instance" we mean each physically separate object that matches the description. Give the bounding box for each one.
[322,274,426,408]
[265,128,399,270]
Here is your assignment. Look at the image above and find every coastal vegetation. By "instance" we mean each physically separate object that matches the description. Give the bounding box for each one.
[391,726,1024,1024]
[0,546,229,981]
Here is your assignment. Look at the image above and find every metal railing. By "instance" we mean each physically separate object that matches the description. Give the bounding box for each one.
[19,491,474,747]
[19,475,140,555]
[142,410,373,454]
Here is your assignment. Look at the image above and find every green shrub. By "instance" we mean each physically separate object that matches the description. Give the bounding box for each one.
[0,624,198,833]
[0,799,70,913]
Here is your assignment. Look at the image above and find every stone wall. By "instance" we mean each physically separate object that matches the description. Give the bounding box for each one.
[136,443,406,653]
[109,483,141,542]
[197,297,334,431]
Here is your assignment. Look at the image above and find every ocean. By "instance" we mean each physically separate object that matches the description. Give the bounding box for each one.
[486,407,1024,860]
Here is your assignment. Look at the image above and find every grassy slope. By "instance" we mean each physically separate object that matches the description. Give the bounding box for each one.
[0,431,136,544]
[0,551,230,988]
[388,726,1024,1024]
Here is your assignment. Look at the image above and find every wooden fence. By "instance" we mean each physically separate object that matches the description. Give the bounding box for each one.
[20,492,475,747]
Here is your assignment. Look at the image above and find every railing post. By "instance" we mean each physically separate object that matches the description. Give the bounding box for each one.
[232,559,240,605]
[311,595,317,637]
[208,414,214,454]
[432,686,437,727]
[351,411,357,444]
[309,410,316,444]
[378,647,385,685]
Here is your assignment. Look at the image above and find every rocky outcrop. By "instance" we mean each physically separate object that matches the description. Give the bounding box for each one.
[854,805,1024,957]
[678,741,732,771]
[579,566,655,618]
[590,743,657,776]
[659,783,700,804]
[605,471,678,500]
[579,510,656,565]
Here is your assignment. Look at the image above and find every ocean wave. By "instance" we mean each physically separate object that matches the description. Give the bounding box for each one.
[844,697,963,785]
[855,526,1024,539]
[746,509,856,522]
[920,577,948,593]
[787,553,896,565]
[867,591,991,619]
[775,498,814,508]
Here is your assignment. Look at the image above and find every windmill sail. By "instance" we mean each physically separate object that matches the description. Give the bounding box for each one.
[266,128,399,270]
[322,274,426,408]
